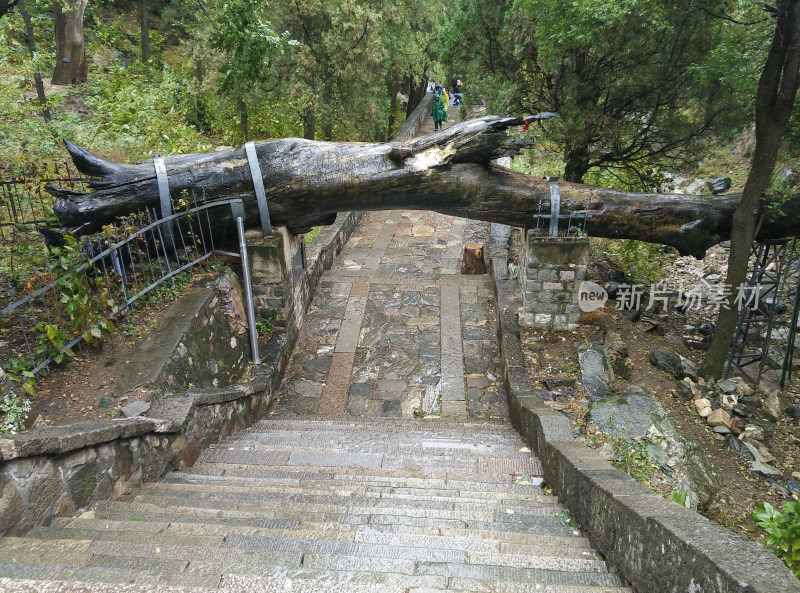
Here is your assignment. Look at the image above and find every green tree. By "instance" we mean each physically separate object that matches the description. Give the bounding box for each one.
[444,0,762,185]
[208,0,291,141]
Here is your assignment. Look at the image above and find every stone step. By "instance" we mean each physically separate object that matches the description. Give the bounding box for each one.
[249,418,513,433]
[196,448,543,478]
[94,499,578,536]
[161,472,549,502]
[184,461,541,484]
[140,481,561,510]
[125,492,565,524]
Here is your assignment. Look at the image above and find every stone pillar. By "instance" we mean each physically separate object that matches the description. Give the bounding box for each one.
[246,227,305,330]
[518,231,589,330]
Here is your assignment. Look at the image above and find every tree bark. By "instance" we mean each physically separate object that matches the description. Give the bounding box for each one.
[52,0,88,85]
[48,114,800,258]
[140,0,150,63]
[700,0,800,379]
[18,0,50,121]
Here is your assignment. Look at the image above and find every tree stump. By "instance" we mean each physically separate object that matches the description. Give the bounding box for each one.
[461,242,487,275]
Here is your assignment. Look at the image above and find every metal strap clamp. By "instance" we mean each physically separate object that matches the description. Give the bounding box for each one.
[153,157,176,249]
[547,177,561,238]
[245,141,273,237]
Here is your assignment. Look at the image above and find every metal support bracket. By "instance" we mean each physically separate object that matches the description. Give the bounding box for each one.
[153,157,175,249]
[547,178,561,238]
[244,141,273,238]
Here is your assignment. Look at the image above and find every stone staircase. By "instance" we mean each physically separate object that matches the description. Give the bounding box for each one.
[0,417,629,592]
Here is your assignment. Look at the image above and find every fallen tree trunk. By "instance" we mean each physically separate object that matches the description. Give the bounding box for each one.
[49,115,800,258]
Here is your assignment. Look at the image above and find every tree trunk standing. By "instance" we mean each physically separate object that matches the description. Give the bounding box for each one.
[238,98,249,142]
[386,84,397,140]
[18,0,50,121]
[700,0,800,379]
[406,75,426,118]
[140,0,150,63]
[52,0,88,85]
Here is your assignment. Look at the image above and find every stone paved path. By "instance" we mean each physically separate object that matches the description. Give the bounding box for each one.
[272,103,509,422]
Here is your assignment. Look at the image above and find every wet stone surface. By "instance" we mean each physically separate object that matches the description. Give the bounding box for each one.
[271,208,508,422]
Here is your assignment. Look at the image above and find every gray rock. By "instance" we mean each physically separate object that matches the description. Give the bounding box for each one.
[717,380,737,395]
[579,345,614,402]
[727,436,755,461]
[706,177,731,194]
[764,391,784,420]
[787,406,800,419]
[120,400,152,418]
[686,178,706,194]
[650,348,683,378]
[750,460,780,477]
[713,425,731,434]
[589,384,721,509]
[787,479,800,496]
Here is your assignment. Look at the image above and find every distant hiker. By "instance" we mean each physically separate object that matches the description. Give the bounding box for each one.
[431,92,447,130]
[441,87,450,111]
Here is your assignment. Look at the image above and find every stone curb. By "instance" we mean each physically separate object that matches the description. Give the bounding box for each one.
[491,255,800,593]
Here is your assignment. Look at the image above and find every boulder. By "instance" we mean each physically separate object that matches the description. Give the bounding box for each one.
[694,398,712,417]
[764,391,785,420]
[650,349,683,378]
[717,379,737,394]
[741,437,776,463]
[706,177,731,194]
[741,424,765,441]
[579,345,614,402]
[589,384,721,509]
[707,408,732,429]
[727,376,754,396]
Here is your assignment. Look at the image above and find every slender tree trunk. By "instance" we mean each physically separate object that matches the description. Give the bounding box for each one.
[238,98,249,142]
[700,0,800,379]
[321,78,333,141]
[387,84,398,140]
[564,146,590,183]
[52,0,88,85]
[406,75,426,118]
[140,0,150,63]
[18,0,50,121]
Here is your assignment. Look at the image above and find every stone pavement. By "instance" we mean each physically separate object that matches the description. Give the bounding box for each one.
[272,105,510,422]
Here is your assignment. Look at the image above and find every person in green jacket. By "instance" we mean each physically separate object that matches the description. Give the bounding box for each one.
[431,92,448,130]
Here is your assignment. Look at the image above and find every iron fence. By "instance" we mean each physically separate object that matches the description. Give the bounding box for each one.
[0,194,241,378]
[0,162,91,238]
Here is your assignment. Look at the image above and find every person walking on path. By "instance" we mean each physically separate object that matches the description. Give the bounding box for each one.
[441,87,450,111]
[431,92,447,130]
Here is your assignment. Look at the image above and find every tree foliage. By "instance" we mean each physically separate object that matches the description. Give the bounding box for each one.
[443,0,772,185]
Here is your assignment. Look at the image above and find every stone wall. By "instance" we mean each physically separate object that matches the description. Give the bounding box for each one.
[518,231,588,330]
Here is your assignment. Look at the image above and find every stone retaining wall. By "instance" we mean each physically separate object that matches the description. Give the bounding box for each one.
[491,253,800,593]
[0,211,362,537]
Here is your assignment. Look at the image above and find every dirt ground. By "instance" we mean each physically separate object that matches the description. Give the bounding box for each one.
[520,305,800,544]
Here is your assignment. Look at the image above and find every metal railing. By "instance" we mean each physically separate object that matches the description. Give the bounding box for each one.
[1,195,242,377]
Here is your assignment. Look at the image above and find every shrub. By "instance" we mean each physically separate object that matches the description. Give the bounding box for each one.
[752,500,800,577]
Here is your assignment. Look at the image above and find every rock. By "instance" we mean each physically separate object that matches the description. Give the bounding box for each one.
[787,479,800,496]
[786,406,800,419]
[589,384,721,509]
[678,356,698,381]
[706,177,731,194]
[706,408,732,429]
[623,308,642,322]
[713,425,731,434]
[778,166,799,186]
[650,348,683,378]
[764,391,784,420]
[720,393,738,410]
[728,377,755,399]
[727,436,755,461]
[579,345,614,402]
[694,398,712,417]
[769,482,790,496]
[677,378,699,400]
[741,437,776,463]
[741,424,764,440]
[121,400,151,418]
[31,415,48,429]
[686,178,706,194]
[750,460,780,477]
[717,379,737,394]
[793,472,800,480]
[698,323,715,336]
[731,404,750,417]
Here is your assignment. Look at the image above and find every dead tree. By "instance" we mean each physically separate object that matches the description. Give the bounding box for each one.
[49,115,800,258]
